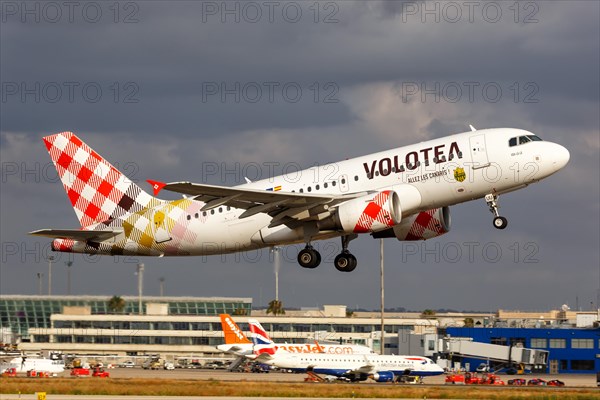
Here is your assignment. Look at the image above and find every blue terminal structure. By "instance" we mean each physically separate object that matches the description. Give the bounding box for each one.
[445,327,600,374]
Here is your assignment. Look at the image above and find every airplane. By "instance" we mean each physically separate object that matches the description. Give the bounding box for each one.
[30,127,569,272]
[0,355,65,375]
[252,341,444,382]
[216,314,373,356]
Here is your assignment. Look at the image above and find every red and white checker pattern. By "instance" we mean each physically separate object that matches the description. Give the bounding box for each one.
[44,132,157,228]
[404,209,449,240]
[353,191,396,233]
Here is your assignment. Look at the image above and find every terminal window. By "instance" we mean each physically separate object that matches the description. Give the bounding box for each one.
[571,339,594,349]
[530,338,547,348]
[571,360,595,370]
[549,338,566,348]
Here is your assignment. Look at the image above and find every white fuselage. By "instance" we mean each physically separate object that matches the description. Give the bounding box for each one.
[262,353,444,378]
[217,342,374,357]
[1,357,65,374]
[67,128,570,256]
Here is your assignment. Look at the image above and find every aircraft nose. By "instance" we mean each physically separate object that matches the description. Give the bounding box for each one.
[553,144,570,171]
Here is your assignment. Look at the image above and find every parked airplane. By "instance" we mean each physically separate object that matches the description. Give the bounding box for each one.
[30,128,569,271]
[216,314,373,356]
[253,342,443,382]
[0,356,65,374]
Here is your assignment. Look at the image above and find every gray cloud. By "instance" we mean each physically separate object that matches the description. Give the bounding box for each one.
[1,1,598,311]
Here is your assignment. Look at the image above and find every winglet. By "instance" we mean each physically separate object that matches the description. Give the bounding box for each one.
[147,180,167,196]
[469,124,477,132]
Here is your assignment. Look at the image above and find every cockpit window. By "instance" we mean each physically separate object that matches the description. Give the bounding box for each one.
[509,135,543,147]
[519,136,531,144]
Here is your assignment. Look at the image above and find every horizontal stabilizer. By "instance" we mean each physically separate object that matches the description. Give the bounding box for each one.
[29,228,122,242]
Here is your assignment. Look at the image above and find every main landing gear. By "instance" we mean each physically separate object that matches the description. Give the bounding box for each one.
[297,234,358,272]
[297,245,321,269]
[485,193,508,230]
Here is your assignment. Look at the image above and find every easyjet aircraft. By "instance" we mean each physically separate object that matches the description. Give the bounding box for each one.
[30,128,569,271]
[216,314,372,356]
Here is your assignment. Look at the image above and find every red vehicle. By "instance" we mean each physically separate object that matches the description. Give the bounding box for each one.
[445,374,466,384]
[92,367,110,378]
[70,367,90,376]
[547,379,565,387]
[481,373,505,385]
[1,368,17,377]
[508,378,527,386]
[527,378,547,386]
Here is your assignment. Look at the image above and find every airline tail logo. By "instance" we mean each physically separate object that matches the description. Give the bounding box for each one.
[219,314,251,344]
[43,132,158,227]
[248,319,274,345]
[253,343,277,357]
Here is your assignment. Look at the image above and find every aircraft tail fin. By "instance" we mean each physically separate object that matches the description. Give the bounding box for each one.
[43,132,160,227]
[248,319,274,345]
[219,314,251,345]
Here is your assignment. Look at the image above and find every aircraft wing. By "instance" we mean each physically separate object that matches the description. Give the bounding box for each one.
[150,180,365,228]
[29,229,123,242]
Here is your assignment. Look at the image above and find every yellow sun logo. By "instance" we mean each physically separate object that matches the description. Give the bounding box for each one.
[454,167,466,182]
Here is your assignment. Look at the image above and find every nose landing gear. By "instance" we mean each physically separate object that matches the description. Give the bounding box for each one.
[485,193,508,229]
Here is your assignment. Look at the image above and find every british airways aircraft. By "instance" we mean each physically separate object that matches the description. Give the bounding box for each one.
[252,341,444,382]
[30,127,569,272]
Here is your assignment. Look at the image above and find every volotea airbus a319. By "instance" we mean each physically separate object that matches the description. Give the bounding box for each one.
[30,127,569,272]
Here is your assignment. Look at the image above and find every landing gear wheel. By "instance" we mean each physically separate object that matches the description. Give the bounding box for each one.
[493,216,508,230]
[298,247,321,269]
[485,193,508,230]
[334,252,357,272]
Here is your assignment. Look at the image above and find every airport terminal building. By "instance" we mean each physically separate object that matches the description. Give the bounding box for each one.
[1,295,598,373]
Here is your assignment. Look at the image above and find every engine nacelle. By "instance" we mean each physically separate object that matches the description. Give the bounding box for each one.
[372,207,451,240]
[336,190,401,234]
[372,371,395,382]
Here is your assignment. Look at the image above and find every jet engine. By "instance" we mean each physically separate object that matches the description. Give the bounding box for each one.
[372,207,451,240]
[332,190,401,234]
[372,371,395,382]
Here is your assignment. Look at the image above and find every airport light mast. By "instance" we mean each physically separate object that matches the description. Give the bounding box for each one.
[136,263,144,315]
[380,238,385,355]
[36,272,43,295]
[47,255,55,295]
[65,261,73,295]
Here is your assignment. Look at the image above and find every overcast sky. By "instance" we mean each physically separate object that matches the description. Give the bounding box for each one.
[1,1,598,312]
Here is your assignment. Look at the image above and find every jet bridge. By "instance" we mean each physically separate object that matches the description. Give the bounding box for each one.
[441,337,548,369]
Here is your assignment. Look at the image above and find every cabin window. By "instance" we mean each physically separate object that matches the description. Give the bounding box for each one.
[307,187,312,192]
[323,182,328,188]
[203,211,207,217]
[315,184,320,190]
[210,210,215,215]
[194,213,199,218]
[354,175,359,181]
[341,178,346,184]
[187,215,191,220]
[299,188,304,193]
[332,180,336,186]
[218,207,223,213]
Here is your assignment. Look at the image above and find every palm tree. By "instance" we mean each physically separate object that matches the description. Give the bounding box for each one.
[463,317,475,327]
[266,299,285,315]
[421,309,437,318]
[108,295,126,314]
